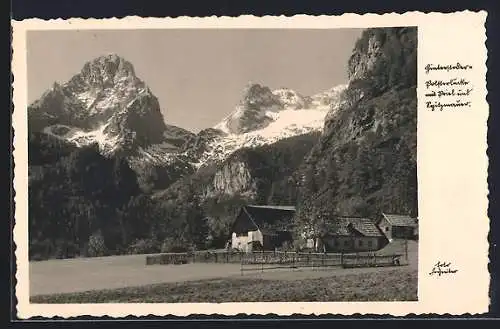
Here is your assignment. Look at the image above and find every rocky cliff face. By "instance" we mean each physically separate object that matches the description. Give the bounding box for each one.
[28,54,197,192]
[29,54,173,154]
[205,160,255,198]
[214,82,344,135]
[197,83,346,168]
[347,35,384,81]
[215,83,282,134]
[296,27,418,225]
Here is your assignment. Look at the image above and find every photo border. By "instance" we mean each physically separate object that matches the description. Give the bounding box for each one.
[10,10,491,320]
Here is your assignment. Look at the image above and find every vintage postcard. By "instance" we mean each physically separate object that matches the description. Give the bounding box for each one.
[12,11,489,318]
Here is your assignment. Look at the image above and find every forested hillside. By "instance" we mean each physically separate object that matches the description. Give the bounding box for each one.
[28,132,155,259]
[294,27,417,234]
[28,131,320,259]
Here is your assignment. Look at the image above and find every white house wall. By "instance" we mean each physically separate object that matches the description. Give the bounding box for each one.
[231,229,263,252]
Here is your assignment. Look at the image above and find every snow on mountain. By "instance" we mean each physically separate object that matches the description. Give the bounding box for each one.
[310,84,348,110]
[214,83,346,135]
[193,83,348,168]
[214,83,283,135]
[28,54,184,162]
[272,88,310,109]
[29,54,348,186]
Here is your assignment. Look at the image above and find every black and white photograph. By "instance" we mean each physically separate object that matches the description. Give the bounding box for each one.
[25,26,419,303]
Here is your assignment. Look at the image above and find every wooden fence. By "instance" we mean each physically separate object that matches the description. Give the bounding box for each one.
[145,250,404,272]
[238,251,403,273]
[145,251,244,265]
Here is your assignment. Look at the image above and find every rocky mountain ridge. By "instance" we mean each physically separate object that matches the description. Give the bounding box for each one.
[29,54,172,155]
[29,54,348,191]
[191,83,346,168]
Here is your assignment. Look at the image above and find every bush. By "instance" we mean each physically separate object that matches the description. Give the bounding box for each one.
[127,238,160,255]
[279,241,295,252]
[247,241,263,252]
[161,238,189,253]
[87,231,107,257]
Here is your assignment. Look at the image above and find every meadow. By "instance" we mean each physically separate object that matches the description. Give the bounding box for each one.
[30,240,418,303]
[31,267,417,303]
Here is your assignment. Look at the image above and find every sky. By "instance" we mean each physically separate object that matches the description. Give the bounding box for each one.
[27,29,363,132]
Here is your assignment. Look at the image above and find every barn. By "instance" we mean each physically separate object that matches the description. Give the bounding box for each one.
[315,217,388,253]
[377,213,418,240]
[230,205,295,252]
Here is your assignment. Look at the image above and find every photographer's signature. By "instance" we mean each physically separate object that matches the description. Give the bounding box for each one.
[429,261,458,277]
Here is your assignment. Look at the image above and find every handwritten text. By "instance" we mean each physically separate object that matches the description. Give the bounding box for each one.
[424,63,473,111]
[429,261,459,277]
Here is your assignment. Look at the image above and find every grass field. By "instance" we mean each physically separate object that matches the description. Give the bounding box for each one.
[30,255,243,296]
[31,267,417,303]
[30,240,418,303]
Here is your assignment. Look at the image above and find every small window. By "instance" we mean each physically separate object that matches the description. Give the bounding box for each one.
[344,240,349,247]
[368,240,373,247]
[385,227,389,232]
[358,240,363,246]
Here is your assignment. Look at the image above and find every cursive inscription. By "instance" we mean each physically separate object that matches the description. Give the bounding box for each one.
[424,62,474,111]
[429,261,458,277]
[424,62,473,74]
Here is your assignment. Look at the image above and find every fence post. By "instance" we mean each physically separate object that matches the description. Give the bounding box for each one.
[261,249,264,273]
[405,238,408,263]
[341,252,344,267]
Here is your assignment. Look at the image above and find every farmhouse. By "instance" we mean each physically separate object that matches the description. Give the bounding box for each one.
[377,213,418,240]
[230,205,295,252]
[313,217,388,253]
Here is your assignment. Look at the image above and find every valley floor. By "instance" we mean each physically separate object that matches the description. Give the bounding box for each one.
[31,267,417,303]
[29,240,417,302]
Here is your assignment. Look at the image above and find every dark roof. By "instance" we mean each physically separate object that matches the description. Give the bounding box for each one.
[324,217,384,237]
[382,213,418,227]
[243,205,296,231]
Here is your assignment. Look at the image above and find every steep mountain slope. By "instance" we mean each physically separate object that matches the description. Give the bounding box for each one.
[295,27,417,231]
[29,54,168,152]
[189,83,346,168]
[28,54,196,192]
[214,83,346,135]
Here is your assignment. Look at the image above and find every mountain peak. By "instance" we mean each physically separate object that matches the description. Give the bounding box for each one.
[77,54,137,87]
[86,53,134,72]
[29,54,170,154]
[241,83,276,103]
[214,83,345,137]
